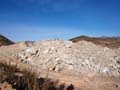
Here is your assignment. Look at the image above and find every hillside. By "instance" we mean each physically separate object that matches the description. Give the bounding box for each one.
[0,36,120,90]
[70,36,120,49]
[0,35,14,46]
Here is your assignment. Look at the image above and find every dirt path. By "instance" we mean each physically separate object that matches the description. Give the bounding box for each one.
[44,71,120,90]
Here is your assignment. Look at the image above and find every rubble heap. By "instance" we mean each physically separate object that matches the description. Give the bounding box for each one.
[18,40,120,76]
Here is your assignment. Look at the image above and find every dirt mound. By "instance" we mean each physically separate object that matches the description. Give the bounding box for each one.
[70,36,120,49]
[18,40,120,77]
[0,35,14,47]
[0,39,120,90]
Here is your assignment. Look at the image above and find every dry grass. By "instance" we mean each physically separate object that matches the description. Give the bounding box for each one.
[0,61,67,90]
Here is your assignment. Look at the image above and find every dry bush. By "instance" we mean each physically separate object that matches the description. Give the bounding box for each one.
[0,61,67,90]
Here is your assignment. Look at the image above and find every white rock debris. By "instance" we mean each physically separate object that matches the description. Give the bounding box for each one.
[18,40,120,76]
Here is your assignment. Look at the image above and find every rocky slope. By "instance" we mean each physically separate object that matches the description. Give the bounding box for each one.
[18,40,120,77]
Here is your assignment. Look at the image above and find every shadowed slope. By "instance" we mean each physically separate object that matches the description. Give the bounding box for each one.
[0,35,14,46]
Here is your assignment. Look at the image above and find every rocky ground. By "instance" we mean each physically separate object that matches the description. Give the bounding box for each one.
[0,38,120,90]
[18,40,120,77]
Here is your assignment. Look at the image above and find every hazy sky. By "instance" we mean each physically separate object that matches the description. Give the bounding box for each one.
[0,0,120,41]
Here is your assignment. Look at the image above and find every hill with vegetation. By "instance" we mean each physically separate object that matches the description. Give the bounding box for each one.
[0,35,14,46]
[70,36,120,49]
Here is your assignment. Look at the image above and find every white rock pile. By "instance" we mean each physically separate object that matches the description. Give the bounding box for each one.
[18,40,120,76]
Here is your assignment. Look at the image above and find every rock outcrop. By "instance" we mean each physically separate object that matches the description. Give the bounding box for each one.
[18,40,120,76]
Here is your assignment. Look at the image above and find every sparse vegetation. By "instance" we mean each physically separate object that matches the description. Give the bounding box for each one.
[0,61,67,90]
[70,35,120,49]
[0,35,14,46]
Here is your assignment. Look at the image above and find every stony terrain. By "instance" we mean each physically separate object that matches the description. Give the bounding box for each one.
[18,40,120,77]
[0,35,120,90]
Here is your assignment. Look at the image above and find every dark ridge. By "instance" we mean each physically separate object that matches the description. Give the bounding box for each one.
[70,36,120,49]
[0,35,14,46]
